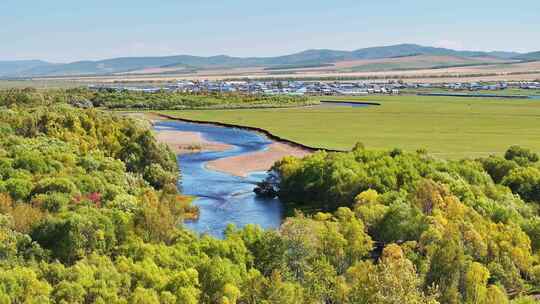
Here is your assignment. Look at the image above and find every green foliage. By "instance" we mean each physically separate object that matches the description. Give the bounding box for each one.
[31,208,118,264]
[93,90,313,110]
[273,146,540,302]
[1,91,539,303]
[502,167,540,202]
[505,146,539,166]
[0,88,313,110]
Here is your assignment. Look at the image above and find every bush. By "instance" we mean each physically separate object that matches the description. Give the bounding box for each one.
[32,177,78,196]
[4,178,33,201]
[144,163,177,189]
[502,167,540,202]
[505,145,539,166]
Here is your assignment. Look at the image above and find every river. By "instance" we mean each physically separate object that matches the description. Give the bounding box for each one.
[154,120,283,237]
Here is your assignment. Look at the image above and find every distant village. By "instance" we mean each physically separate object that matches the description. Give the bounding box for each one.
[89,80,540,96]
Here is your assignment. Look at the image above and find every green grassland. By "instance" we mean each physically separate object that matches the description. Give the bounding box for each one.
[0,79,87,89]
[160,95,540,158]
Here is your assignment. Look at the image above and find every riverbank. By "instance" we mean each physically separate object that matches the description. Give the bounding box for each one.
[155,113,345,153]
[206,142,311,177]
[154,119,311,177]
[155,130,233,154]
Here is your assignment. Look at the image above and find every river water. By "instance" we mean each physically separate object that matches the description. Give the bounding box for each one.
[154,120,283,237]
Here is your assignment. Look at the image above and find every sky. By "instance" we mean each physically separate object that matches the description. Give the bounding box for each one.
[2,0,539,63]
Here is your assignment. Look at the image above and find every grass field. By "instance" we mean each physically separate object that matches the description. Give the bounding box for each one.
[0,79,87,89]
[159,95,540,158]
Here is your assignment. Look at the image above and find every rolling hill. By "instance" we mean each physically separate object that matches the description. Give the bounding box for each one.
[514,51,540,62]
[337,55,513,73]
[0,60,54,77]
[0,44,531,77]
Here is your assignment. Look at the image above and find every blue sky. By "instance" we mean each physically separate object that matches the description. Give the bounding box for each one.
[2,0,539,62]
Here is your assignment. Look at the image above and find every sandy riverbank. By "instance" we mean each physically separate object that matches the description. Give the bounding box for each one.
[206,142,311,177]
[155,127,311,177]
[155,130,233,154]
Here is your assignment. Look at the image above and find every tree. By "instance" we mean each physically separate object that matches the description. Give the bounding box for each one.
[504,146,539,166]
[130,287,160,304]
[463,262,490,304]
[480,156,518,183]
[31,208,117,264]
[0,267,52,303]
[425,237,465,304]
[265,272,305,304]
[198,257,244,303]
[485,285,508,304]
[372,244,439,304]
[165,269,200,304]
[4,178,33,201]
[341,245,438,304]
[52,281,86,304]
[502,167,540,202]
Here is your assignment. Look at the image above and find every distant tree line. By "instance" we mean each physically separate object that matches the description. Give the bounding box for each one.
[0,87,313,110]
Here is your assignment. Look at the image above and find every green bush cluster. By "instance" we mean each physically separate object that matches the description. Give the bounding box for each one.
[92,90,314,110]
[274,144,540,303]
[0,87,314,110]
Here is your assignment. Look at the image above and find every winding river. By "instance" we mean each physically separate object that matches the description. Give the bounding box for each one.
[154,120,283,237]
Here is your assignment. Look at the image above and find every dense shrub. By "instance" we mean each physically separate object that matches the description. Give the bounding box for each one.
[0,88,314,110]
[273,145,540,302]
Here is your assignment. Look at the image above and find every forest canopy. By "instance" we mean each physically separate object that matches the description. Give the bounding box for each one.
[0,89,539,303]
[272,144,540,303]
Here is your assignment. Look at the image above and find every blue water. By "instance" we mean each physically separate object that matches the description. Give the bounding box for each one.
[154,120,283,237]
[530,96,540,100]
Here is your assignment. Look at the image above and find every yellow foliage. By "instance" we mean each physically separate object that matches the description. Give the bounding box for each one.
[354,189,379,206]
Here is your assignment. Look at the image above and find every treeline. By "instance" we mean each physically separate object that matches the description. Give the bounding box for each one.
[273,145,540,303]
[0,87,314,110]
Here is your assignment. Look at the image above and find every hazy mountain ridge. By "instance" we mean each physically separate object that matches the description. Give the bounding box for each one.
[0,44,533,77]
[0,60,54,77]
[514,51,540,61]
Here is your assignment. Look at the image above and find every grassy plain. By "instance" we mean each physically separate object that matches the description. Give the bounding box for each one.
[160,95,540,158]
[0,79,88,89]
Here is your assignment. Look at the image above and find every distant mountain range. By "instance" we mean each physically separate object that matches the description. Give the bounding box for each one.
[514,51,540,62]
[1,44,537,78]
[0,60,52,77]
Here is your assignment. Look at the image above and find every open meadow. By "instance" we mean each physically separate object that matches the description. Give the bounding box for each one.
[160,95,540,158]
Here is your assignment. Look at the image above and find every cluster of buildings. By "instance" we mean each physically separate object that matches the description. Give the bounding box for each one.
[169,80,404,95]
[438,82,508,91]
[91,81,402,96]
[426,81,540,91]
[89,80,540,96]
[519,82,540,90]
